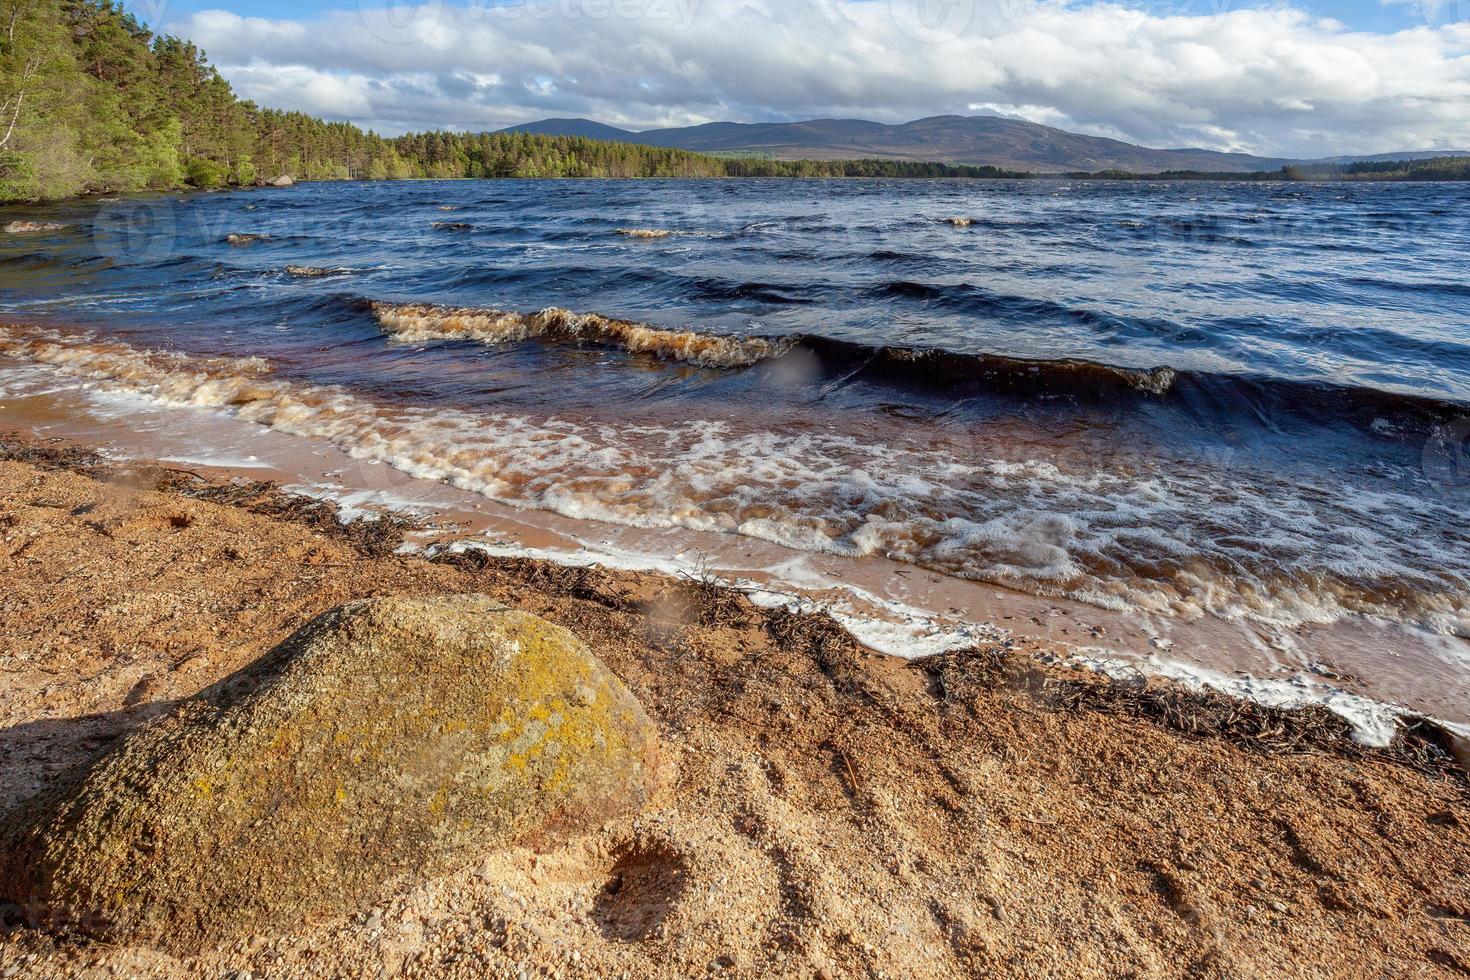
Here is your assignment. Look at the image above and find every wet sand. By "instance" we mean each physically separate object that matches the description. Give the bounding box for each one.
[0,430,1468,979]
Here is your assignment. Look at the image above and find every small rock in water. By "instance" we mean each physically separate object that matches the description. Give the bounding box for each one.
[4,220,69,234]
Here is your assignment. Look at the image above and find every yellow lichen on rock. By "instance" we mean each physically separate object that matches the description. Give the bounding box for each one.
[0,595,660,953]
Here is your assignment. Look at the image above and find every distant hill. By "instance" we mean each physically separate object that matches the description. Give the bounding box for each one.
[496,114,1466,174]
[1312,150,1470,165]
[498,115,1290,173]
[496,118,639,142]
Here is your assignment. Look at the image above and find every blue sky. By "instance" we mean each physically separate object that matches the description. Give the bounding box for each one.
[135,0,1470,156]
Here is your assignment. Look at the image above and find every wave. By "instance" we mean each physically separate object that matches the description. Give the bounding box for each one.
[2,322,1466,640]
[362,297,1468,428]
[797,335,1179,395]
[1341,276,1470,299]
[366,296,1169,391]
[684,277,821,305]
[370,301,794,369]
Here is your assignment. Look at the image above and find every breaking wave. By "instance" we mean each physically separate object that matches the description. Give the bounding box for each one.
[371,301,795,369]
[2,322,1467,638]
[364,298,1470,428]
[368,298,1171,389]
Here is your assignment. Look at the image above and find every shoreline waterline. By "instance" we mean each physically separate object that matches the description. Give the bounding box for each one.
[3,337,1467,747]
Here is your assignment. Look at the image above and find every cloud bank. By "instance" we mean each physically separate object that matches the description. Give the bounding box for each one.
[170,0,1470,156]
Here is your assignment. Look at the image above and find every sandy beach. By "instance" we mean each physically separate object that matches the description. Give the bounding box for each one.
[0,429,1466,979]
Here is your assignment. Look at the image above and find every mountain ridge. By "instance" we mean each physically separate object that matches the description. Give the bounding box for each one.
[497,115,1467,174]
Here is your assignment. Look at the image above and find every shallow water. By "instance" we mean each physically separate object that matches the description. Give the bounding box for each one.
[2,178,1469,737]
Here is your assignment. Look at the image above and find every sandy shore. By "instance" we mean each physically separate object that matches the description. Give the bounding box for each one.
[0,431,1467,979]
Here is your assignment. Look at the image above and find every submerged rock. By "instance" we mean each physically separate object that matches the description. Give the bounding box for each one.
[3,220,70,234]
[0,595,660,953]
[225,232,269,245]
[285,265,350,278]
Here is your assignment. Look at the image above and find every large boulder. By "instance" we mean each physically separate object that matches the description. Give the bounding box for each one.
[264,175,295,187]
[0,596,660,952]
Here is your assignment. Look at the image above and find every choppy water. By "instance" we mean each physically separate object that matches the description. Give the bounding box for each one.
[2,178,1469,638]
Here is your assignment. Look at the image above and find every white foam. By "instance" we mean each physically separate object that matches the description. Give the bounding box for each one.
[280,481,441,525]
[436,537,1005,660]
[160,453,273,470]
[1058,648,1411,748]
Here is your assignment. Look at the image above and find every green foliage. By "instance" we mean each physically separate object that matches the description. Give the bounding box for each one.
[1280,156,1470,181]
[0,149,37,202]
[185,156,229,189]
[2,0,1467,204]
[0,0,358,202]
[139,118,184,189]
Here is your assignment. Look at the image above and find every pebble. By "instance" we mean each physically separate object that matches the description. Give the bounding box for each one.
[1270,901,1288,913]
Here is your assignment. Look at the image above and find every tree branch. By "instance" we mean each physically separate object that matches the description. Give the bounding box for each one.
[0,90,22,150]
[0,58,37,150]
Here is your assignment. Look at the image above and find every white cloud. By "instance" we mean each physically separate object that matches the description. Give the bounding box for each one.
[170,0,1470,156]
